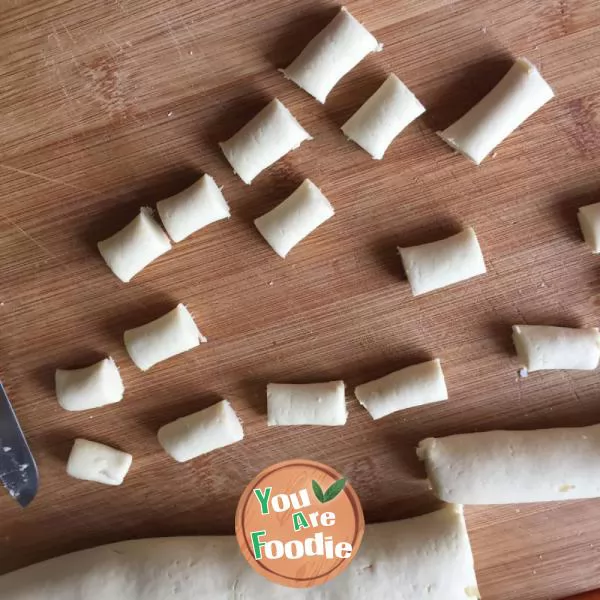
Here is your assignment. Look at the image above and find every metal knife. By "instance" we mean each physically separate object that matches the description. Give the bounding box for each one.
[0,381,38,507]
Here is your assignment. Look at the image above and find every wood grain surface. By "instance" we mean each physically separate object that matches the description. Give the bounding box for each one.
[1,0,599,598]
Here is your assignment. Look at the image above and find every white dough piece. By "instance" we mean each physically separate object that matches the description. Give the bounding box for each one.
[398,228,486,296]
[66,439,132,486]
[158,400,244,463]
[97,208,171,282]
[512,324,600,372]
[355,359,448,420]
[577,202,600,253]
[342,74,426,159]
[219,99,311,184]
[55,358,124,412]
[1,505,479,600]
[156,175,230,242]
[282,7,382,103]
[418,424,600,504]
[438,57,554,164]
[124,304,205,371]
[267,381,347,426]
[254,179,334,258]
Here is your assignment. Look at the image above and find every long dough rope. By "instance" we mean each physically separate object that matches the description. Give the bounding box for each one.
[1,505,479,600]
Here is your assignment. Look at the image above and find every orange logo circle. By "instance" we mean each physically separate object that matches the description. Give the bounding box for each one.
[235,459,364,588]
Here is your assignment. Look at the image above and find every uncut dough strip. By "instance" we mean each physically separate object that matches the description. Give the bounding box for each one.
[355,359,448,419]
[267,381,347,425]
[418,423,600,504]
[512,325,600,371]
[66,439,132,486]
[342,74,425,159]
[438,57,554,164]
[124,304,206,371]
[55,358,124,412]
[577,202,600,253]
[282,7,381,103]
[158,400,244,462]
[1,505,479,600]
[156,175,230,242]
[219,99,311,184]
[254,179,334,258]
[398,228,486,296]
[97,208,171,283]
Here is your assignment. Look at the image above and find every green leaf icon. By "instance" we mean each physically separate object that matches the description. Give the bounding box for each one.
[312,478,347,503]
[323,478,346,502]
[312,480,325,503]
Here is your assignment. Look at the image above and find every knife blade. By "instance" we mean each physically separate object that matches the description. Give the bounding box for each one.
[0,381,38,507]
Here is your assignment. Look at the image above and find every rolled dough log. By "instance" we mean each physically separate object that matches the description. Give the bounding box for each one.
[66,439,132,486]
[418,423,600,504]
[355,359,448,419]
[398,228,486,296]
[219,99,311,184]
[577,202,600,253]
[124,304,206,371]
[438,57,554,164]
[0,505,479,600]
[156,175,230,242]
[97,208,171,282]
[55,358,124,412]
[341,74,426,159]
[512,324,600,371]
[158,400,244,462]
[282,7,381,104]
[267,381,347,425]
[254,179,334,258]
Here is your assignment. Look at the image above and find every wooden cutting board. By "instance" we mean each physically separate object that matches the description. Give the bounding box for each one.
[1,0,599,598]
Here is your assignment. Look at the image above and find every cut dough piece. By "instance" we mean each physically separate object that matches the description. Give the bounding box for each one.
[156,175,230,243]
[254,179,334,258]
[66,439,132,486]
[0,505,478,600]
[55,358,124,412]
[219,99,311,184]
[512,324,600,372]
[438,57,554,164]
[158,400,244,463]
[398,228,486,296]
[97,208,171,282]
[418,423,600,504]
[282,7,382,103]
[267,381,346,426]
[355,359,448,420]
[124,304,205,371]
[577,202,600,253]
[342,74,426,159]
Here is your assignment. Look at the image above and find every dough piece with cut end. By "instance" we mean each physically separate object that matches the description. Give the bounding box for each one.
[156,175,230,242]
[124,304,205,371]
[55,358,124,412]
[66,439,132,486]
[97,208,171,282]
[282,7,381,104]
[512,325,600,372]
[418,424,600,504]
[158,400,244,463]
[219,99,311,184]
[254,179,334,258]
[355,359,447,420]
[0,505,478,600]
[438,57,554,164]
[398,228,486,296]
[577,202,600,253]
[342,74,425,159]
[267,381,346,426]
